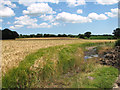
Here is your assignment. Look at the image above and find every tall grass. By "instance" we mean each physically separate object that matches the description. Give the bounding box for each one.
[2,42,117,88]
[71,65,118,88]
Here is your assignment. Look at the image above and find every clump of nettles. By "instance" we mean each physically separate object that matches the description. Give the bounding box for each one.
[115,39,120,46]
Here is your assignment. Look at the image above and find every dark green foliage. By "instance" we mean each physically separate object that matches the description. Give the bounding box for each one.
[68,34,77,38]
[1,28,19,40]
[58,34,67,37]
[115,39,120,46]
[0,30,2,39]
[78,34,85,39]
[84,32,91,38]
[90,35,114,39]
[36,34,43,37]
[113,28,120,38]
[44,34,57,37]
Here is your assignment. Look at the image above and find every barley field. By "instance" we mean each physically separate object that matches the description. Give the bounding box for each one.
[2,38,115,75]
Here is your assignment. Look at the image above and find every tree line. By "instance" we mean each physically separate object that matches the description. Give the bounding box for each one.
[19,32,92,39]
[0,28,120,40]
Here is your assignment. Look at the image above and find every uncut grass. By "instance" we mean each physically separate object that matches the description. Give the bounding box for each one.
[3,42,116,88]
[48,57,118,88]
[2,44,82,88]
[70,66,118,88]
[2,42,95,88]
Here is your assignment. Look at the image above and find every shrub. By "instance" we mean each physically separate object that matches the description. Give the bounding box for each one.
[115,39,120,46]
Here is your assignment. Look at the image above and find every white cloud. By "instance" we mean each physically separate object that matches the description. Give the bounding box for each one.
[0,6,15,17]
[27,22,52,28]
[66,0,86,7]
[19,0,59,6]
[12,15,53,29]
[23,3,56,15]
[19,0,36,6]
[77,9,83,14]
[96,0,118,5]
[56,12,92,23]
[0,27,2,29]
[88,13,108,20]
[38,0,59,4]
[40,14,55,22]
[15,25,24,28]
[38,22,51,28]
[10,25,24,29]
[10,26,15,29]
[14,15,38,25]
[0,0,16,8]
[0,0,16,17]
[52,22,60,26]
[105,8,119,17]
[10,15,37,29]
[0,19,3,22]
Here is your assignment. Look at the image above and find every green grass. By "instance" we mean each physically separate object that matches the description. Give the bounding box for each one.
[2,42,118,88]
[2,44,83,88]
[48,60,118,88]
[71,66,118,88]
[88,66,118,88]
[90,36,114,40]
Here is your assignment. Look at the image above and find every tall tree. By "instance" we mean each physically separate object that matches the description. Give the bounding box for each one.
[113,28,120,39]
[2,28,19,39]
[84,32,91,38]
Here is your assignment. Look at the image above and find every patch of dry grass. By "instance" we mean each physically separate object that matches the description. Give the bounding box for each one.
[2,38,115,75]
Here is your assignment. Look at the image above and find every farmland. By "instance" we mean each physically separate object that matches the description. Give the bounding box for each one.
[2,38,115,74]
[2,38,118,88]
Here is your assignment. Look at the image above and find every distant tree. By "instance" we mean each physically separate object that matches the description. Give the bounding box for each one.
[30,34,35,38]
[62,34,67,37]
[84,32,91,38]
[68,34,74,38]
[78,34,85,39]
[19,34,23,38]
[36,34,43,37]
[58,34,62,37]
[44,34,50,37]
[113,28,120,39]
[49,34,56,37]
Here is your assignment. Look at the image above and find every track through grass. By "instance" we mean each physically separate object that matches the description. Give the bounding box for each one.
[2,42,118,88]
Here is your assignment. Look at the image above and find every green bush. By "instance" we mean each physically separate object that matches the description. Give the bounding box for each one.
[115,39,120,46]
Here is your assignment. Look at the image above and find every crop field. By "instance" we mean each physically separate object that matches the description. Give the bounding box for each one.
[1,38,118,88]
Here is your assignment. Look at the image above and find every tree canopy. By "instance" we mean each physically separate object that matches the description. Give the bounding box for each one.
[84,32,92,38]
[0,28,19,40]
[113,28,120,39]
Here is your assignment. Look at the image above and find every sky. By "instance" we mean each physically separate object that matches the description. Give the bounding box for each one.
[0,0,119,35]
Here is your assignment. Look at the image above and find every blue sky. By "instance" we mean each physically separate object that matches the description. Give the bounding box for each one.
[0,0,119,35]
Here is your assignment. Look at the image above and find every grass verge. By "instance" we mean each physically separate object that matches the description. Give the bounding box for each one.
[2,42,118,88]
[71,65,118,88]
